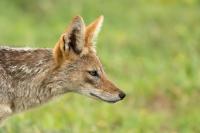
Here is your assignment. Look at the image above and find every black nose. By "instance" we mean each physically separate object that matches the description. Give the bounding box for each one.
[119,92,126,99]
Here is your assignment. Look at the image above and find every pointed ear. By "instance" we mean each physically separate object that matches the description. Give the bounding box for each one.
[85,15,104,48]
[53,16,85,65]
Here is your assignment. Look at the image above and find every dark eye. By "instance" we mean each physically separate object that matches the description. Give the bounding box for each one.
[88,70,99,77]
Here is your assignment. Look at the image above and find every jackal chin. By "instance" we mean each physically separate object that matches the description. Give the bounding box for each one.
[78,89,125,103]
[89,92,120,103]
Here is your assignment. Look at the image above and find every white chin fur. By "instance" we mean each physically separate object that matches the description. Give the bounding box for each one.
[77,88,120,103]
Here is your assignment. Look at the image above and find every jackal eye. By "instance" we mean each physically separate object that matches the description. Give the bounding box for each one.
[88,70,99,77]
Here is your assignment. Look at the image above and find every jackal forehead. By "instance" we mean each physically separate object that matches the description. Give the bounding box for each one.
[80,53,102,68]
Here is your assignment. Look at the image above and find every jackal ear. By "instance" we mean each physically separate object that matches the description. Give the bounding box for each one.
[63,16,85,54]
[53,16,85,65]
[85,15,104,48]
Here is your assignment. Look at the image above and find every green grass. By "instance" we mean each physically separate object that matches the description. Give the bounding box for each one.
[0,0,200,132]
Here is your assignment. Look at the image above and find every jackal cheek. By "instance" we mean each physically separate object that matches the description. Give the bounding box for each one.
[84,76,99,86]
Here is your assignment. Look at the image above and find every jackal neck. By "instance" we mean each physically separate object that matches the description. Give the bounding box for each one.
[0,47,69,96]
[0,47,71,111]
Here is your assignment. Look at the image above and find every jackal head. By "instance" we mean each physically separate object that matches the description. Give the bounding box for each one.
[53,16,125,103]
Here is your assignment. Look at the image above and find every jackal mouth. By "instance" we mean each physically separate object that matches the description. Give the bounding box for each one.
[89,92,118,103]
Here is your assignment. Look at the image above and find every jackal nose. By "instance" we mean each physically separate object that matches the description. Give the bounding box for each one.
[119,92,126,99]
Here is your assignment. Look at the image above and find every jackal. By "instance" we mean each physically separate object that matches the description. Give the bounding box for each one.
[0,16,126,122]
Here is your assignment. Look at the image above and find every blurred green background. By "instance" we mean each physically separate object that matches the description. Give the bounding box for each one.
[0,0,200,133]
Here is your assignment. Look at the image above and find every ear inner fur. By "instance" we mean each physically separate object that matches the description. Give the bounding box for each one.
[66,16,85,54]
